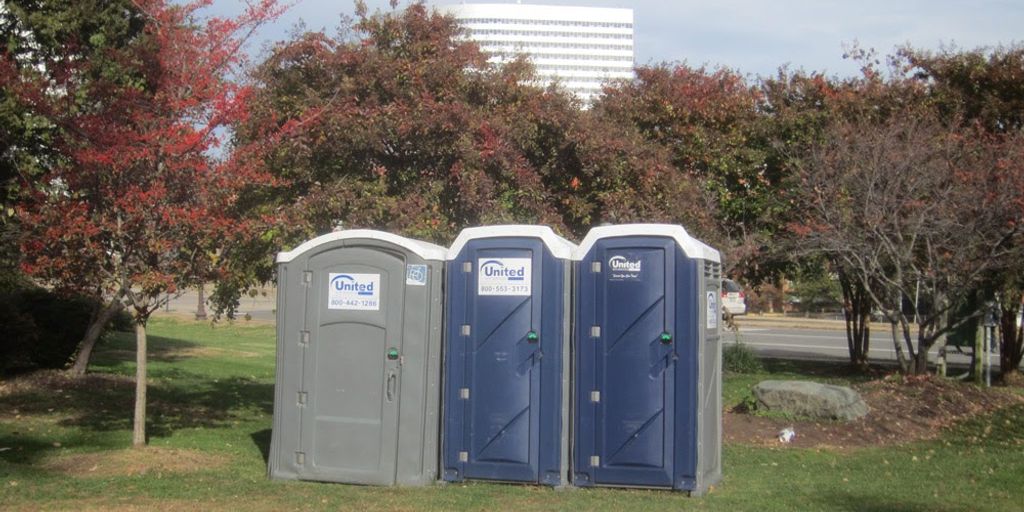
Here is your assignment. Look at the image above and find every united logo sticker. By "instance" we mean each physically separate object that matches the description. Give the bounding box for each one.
[608,254,643,281]
[328,273,381,310]
[477,258,531,296]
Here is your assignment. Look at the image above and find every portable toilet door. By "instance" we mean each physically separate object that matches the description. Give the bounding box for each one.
[268,230,446,486]
[442,225,575,486]
[572,224,723,495]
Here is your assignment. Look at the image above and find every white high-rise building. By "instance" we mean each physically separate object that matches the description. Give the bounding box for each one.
[438,3,635,105]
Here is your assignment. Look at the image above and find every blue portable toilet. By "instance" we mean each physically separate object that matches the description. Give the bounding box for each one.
[443,225,575,486]
[572,224,722,495]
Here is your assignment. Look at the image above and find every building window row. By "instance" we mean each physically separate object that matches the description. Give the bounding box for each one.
[459,18,633,30]
[486,51,634,62]
[527,81,606,93]
[466,28,633,40]
[478,40,633,52]
[566,86,606,94]
[534,64,634,73]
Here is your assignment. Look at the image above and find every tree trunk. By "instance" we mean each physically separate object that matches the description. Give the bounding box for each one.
[911,344,930,374]
[68,300,125,377]
[891,321,910,373]
[133,321,148,447]
[839,269,871,369]
[973,323,985,386]
[999,306,1023,376]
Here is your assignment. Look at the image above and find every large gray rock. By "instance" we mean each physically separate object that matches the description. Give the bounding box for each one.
[753,380,868,421]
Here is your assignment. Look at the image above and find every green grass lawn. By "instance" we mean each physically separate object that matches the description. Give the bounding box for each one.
[2,317,1023,511]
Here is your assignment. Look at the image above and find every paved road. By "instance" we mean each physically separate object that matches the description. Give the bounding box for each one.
[728,321,987,370]
[159,288,1002,370]
[158,286,277,322]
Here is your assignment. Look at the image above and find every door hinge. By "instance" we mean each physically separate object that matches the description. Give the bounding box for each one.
[590,390,601,403]
[299,330,309,346]
[590,455,600,467]
[295,452,306,465]
[297,392,307,406]
[591,261,601,273]
[590,326,601,338]
[461,324,471,336]
[462,261,472,273]
[458,451,469,462]
[459,388,470,400]
[303,271,313,284]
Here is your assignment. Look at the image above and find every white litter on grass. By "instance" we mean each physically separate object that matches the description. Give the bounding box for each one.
[778,427,796,443]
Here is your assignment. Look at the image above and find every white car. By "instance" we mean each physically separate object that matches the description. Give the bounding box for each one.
[721,279,747,316]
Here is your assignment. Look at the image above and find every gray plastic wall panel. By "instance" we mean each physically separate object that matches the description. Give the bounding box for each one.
[395,258,443,485]
[268,262,309,480]
[696,261,723,495]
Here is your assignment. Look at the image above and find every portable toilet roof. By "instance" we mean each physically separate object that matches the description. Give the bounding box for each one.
[447,225,576,260]
[573,224,720,263]
[277,229,448,263]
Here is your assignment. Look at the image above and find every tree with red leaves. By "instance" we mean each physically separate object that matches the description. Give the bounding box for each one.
[10,0,284,446]
[217,2,703,312]
[592,64,774,278]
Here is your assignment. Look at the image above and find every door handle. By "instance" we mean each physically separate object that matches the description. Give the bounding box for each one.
[386,372,397,402]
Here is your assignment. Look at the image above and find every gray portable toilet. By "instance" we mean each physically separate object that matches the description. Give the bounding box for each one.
[571,224,723,495]
[268,229,446,486]
[442,225,575,486]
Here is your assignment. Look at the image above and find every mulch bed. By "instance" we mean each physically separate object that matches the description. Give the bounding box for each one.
[725,374,1024,449]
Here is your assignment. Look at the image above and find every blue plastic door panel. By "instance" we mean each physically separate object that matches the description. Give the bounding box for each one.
[445,239,545,482]
[300,247,404,485]
[577,238,676,487]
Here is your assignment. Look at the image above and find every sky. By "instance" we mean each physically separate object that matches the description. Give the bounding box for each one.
[214,0,1024,78]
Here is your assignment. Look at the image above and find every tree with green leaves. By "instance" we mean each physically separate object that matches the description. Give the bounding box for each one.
[790,102,1023,374]
[899,44,1024,378]
[758,68,880,368]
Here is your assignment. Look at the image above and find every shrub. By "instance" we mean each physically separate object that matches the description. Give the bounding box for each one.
[0,288,116,374]
[0,297,39,373]
[110,308,134,332]
[724,342,764,374]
